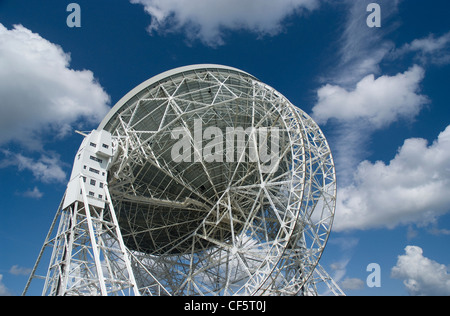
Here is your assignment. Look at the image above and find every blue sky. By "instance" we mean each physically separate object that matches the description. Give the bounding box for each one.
[0,0,449,296]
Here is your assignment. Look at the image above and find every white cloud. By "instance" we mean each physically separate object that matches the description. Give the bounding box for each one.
[324,0,400,87]
[326,237,359,292]
[21,186,44,199]
[408,31,450,54]
[312,66,428,184]
[0,23,110,148]
[340,278,365,291]
[312,65,428,129]
[391,246,450,296]
[0,275,11,296]
[130,0,320,46]
[334,125,450,231]
[9,265,32,276]
[393,31,450,65]
[312,1,410,185]
[1,150,67,183]
[310,1,449,237]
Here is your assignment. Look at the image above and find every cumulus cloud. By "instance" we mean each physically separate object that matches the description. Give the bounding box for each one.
[0,23,110,148]
[311,1,430,186]
[310,1,449,235]
[0,150,67,184]
[312,65,428,129]
[130,0,320,46]
[391,246,450,296]
[334,125,450,231]
[312,65,428,184]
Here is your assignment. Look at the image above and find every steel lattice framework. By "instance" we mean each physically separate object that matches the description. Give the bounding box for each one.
[24,65,344,296]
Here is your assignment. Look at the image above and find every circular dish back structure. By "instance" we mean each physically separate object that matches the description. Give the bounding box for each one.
[99,65,337,296]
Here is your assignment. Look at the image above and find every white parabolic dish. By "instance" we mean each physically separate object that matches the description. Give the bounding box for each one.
[95,64,338,295]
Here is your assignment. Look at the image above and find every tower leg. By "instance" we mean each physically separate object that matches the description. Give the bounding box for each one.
[23,177,140,296]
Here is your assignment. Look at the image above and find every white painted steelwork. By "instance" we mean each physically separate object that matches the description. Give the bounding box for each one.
[24,65,344,296]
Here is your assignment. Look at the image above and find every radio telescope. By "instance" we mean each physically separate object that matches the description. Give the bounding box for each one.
[23,65,344,296]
